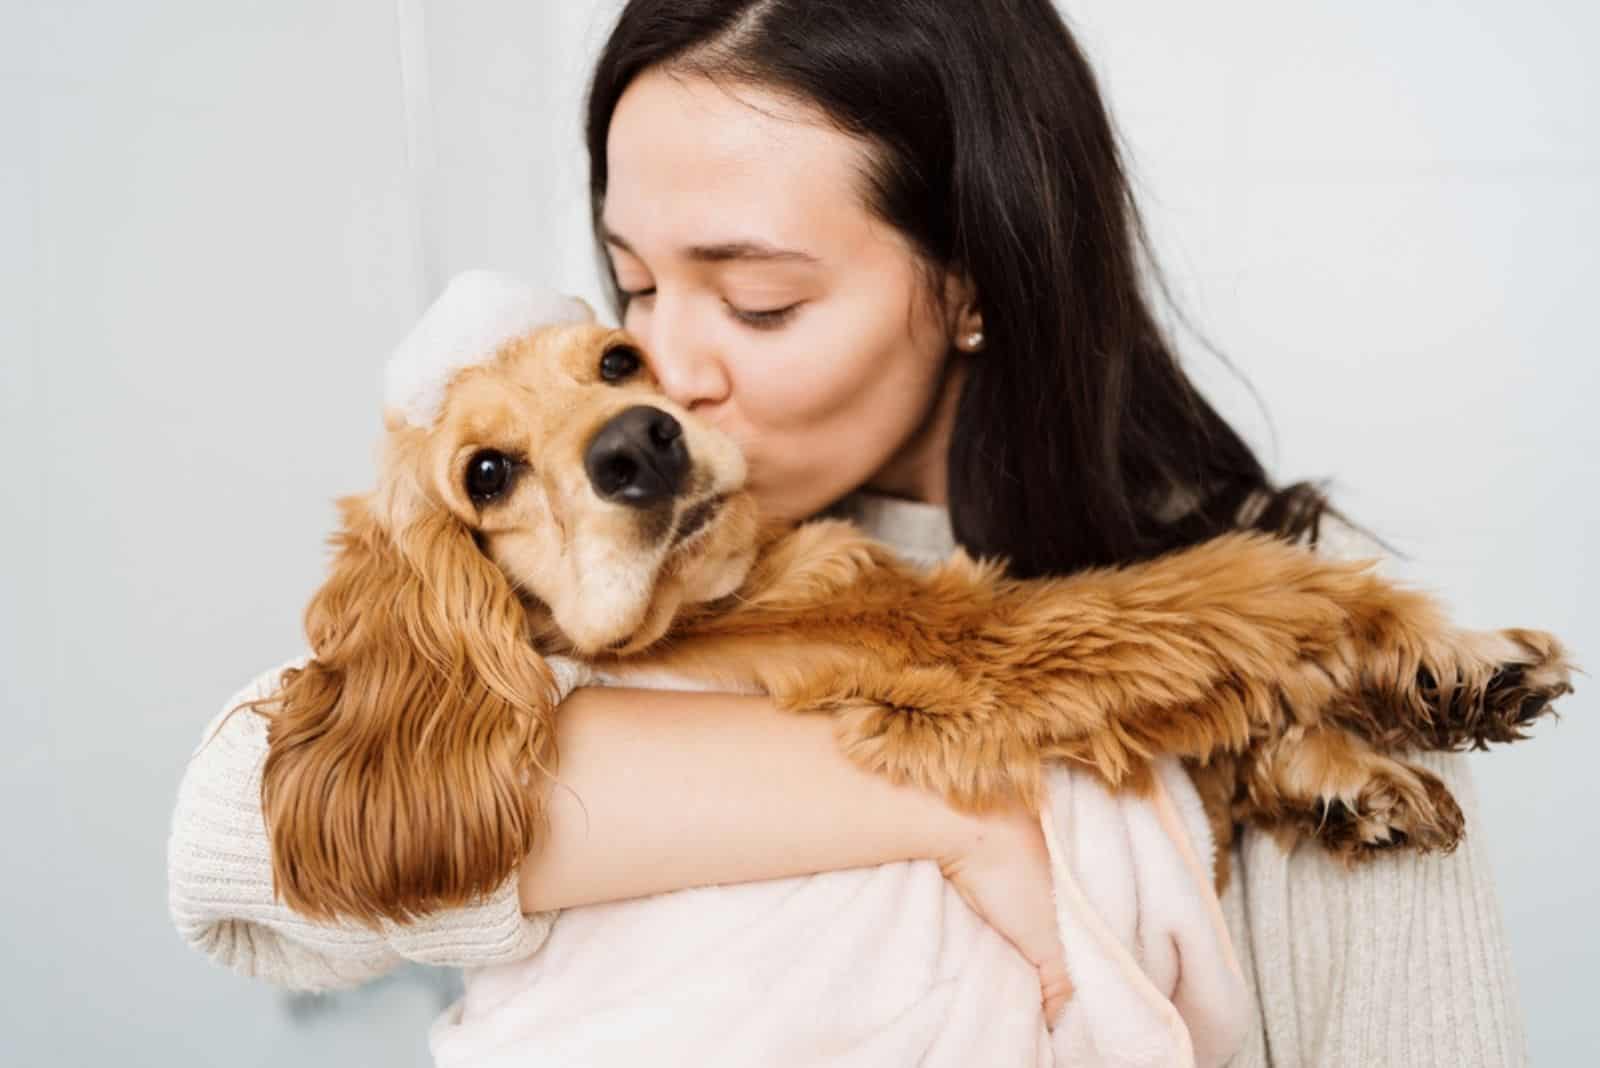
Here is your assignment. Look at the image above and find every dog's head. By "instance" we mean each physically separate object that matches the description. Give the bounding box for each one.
[384,317,762,655]
[254,284,763,928]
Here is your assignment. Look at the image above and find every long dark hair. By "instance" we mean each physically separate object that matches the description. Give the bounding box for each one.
[586,0,1352,578]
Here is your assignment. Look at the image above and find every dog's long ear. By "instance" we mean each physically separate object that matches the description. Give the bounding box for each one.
[256,490,561,928]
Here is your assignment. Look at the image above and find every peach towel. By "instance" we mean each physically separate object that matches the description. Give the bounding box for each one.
[429,754,1249,1066]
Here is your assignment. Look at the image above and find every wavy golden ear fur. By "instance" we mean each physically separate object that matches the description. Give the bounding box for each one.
[241,489,563,928]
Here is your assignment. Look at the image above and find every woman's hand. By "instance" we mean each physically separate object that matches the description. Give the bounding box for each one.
[938,802,1073,1028]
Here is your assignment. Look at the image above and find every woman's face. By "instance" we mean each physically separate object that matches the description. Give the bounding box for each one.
[602,68,973,523]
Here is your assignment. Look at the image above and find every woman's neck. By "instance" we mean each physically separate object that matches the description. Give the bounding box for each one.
[862,356,968,507]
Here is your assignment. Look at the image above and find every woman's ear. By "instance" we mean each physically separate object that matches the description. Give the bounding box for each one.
[941,270,984,353]
[257,488,563,928]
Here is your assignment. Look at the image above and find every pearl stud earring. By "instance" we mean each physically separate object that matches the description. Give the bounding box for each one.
[960,330,985,352]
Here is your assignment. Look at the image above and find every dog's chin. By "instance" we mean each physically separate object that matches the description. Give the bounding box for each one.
[567,492,760,658]
[665,494,725,555]
[667,490,760,598]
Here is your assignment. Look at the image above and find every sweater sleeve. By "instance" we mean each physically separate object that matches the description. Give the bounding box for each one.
[166,656,569,993]
[1219,517,1529,1067]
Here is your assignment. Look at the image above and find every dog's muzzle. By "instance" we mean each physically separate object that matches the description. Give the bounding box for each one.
[584,405,689,508]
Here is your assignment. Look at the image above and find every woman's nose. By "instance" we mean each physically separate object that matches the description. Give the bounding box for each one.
[635,300,731,411]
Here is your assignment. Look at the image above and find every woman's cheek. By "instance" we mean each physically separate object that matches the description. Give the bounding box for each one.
[737,317,888,432]
[725,289,934,518]
[745,389,903,515]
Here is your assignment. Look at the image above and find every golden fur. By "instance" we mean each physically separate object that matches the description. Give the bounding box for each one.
[228,322,1576,927]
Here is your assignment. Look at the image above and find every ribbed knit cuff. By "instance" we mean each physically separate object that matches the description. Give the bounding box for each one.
[168,651,594,990]
[382,870,560,968]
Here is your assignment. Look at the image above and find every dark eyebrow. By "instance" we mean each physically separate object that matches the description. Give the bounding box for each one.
[603,228,819,265]
[686,241,820,265]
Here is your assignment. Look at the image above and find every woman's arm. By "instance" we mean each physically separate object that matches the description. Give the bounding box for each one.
[524,684,1073,1020]
[169,660,989,992]
[520,686,984,912]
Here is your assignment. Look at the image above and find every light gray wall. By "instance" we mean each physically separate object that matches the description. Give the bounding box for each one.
[4,2,1593,1064]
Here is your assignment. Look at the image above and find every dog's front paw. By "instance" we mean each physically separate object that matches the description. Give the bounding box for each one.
[1236,724,1466,862]
[1351,626,1576,752]
[1294,760,1464,862]
[1466,627,1575,742]
[1412,627,1576,750]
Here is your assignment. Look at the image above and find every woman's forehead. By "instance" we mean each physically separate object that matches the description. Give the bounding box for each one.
[603,69,878,261]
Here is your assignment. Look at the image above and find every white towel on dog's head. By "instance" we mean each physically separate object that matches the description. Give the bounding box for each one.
[384,269,593,430]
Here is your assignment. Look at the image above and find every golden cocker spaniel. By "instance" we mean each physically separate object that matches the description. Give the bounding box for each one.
[235,308,1575,927]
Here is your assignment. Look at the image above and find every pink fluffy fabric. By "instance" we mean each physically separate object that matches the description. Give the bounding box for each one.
[429,722,1249,1067]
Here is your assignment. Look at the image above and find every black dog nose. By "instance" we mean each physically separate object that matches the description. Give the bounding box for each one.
[584,405,689,507]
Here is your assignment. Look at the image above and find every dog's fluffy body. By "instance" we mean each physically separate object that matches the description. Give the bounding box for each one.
[238,322,1574,926]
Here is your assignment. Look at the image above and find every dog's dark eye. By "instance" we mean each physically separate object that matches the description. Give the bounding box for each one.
[599,344,643,383]
[465,450,514,503]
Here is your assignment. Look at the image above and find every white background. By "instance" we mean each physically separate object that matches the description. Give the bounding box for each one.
[3,1,1594,1063]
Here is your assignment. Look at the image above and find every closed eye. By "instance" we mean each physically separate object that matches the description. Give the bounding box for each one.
[725,300,802,330]
[617,283,801,330]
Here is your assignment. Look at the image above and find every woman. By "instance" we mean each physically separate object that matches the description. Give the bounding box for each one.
[169,0,1526,1063]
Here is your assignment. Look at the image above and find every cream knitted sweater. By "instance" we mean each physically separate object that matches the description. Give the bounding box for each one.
[167,491,1528,1066]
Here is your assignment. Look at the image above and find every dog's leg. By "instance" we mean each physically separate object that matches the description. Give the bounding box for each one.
[765,657,1061,813]
[981,532,1576,773]
[1231,719,1465,861]
[678,526,1573,816]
